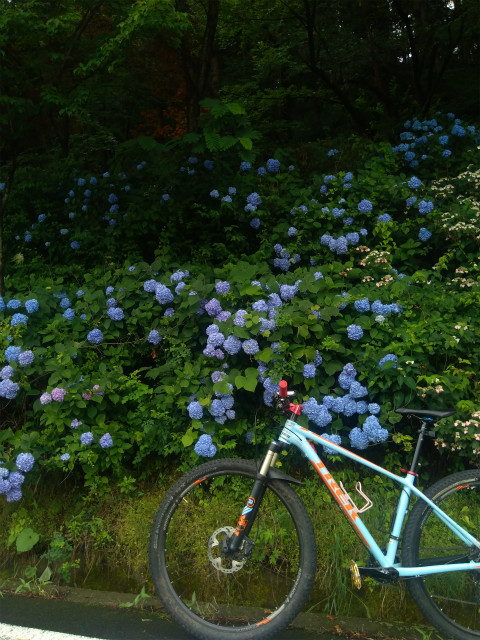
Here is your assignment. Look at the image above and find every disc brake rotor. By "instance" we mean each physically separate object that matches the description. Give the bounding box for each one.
[207,526,247,574]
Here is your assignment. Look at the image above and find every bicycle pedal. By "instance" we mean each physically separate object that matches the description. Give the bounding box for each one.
[349,560,362,589]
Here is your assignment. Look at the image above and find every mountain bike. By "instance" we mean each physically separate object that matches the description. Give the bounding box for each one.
[149,380,480,640]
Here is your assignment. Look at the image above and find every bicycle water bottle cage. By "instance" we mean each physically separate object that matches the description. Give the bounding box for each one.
[339,481,373,514]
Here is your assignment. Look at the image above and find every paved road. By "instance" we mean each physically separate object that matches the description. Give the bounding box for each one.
[0,596,322,640]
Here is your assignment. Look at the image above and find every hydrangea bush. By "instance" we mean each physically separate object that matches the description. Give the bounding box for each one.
[0,112,479,501]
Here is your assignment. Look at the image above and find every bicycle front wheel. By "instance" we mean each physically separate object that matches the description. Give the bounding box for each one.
[149,458,317,640]
[403,469,480,640]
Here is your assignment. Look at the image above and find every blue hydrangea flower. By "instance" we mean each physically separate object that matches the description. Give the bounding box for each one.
[24,299,39,314]
[377,214,392,223]
[16,453,34,472]
[80,432,94,445]
[320,433,342,454]
[8,471,24,486]
[418,227,432,242]
[210,189,219,198]
[11,313,28,326]
[257,167,266,176]
[250,217,260,229]
[240,162,251,171]
[242,339,259,355]
[379,353,397,369]
[210,399,226,417]
[303,364,316,379]
[18,350,34,366]
[59,297,71,310]
[87,329,103,344]
[194,434,217,457]
[188,401,203,420]
[368,403,381,415]
[62,309,75,321]
[147,330,162,345]
[349,381,368,399]
[246,192,262,207]
[408,176,422,189]
[349,427,369,450]
[234,310,247,326]
[215,281,230,295]
[7,299,21,309]
[205,298,222,316]
[266,158,280,173]
[224,335,242,355]
[347,324,363,340]
[207,331,225,347]
[164,308,175,318]
[60,453,71,461]
[442,149,452,158]
[287,226,297,237]
[143,279,157,292]
[107,307,124,321]
[4,346,21,363]
[418,200,434,214]
[252,300,268,313]
[155,284,174,305]
[0,379,20,399]
[1,365,14,379]
[451,123,466,136]
[357,199,373,213]
[99,433,113,449]
[363,416,388,443]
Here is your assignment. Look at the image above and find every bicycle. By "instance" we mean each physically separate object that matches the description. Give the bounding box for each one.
[149,380,480,640]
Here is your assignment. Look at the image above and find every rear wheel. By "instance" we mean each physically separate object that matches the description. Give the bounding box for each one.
[149,458,317,640]
[403,470,480,640]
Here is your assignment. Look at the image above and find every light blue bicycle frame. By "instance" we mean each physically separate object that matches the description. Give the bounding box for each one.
[277,419,480,578]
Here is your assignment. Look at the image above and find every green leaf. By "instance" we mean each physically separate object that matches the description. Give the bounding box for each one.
[16,528,40,553]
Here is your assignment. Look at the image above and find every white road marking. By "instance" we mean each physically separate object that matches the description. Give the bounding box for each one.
[0,623,108,640]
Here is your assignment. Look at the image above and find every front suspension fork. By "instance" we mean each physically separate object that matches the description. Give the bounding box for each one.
[227,443,282,555]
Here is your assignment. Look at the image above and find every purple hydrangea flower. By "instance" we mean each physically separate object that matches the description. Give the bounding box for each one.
[51,387,66,402]
[80,432,94,445]
[215,281,230,295]
[242,339,259,355]
[40,392,52,405]
[18,350,34,366]
[71,419,82,429]
[205,298,222,316]
[224,335,242,355]
[99,433,113,449]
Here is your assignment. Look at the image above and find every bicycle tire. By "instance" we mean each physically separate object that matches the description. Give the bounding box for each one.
[149,457,317,640]
[403,469,480,640]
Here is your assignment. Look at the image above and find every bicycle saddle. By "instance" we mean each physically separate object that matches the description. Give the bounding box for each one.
[395,407,455,421]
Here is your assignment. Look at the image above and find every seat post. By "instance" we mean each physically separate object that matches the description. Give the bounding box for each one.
[409,420,430,474]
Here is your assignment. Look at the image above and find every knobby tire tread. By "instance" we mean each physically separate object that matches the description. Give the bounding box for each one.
[149,458,317,640]
[403,469,480,640]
